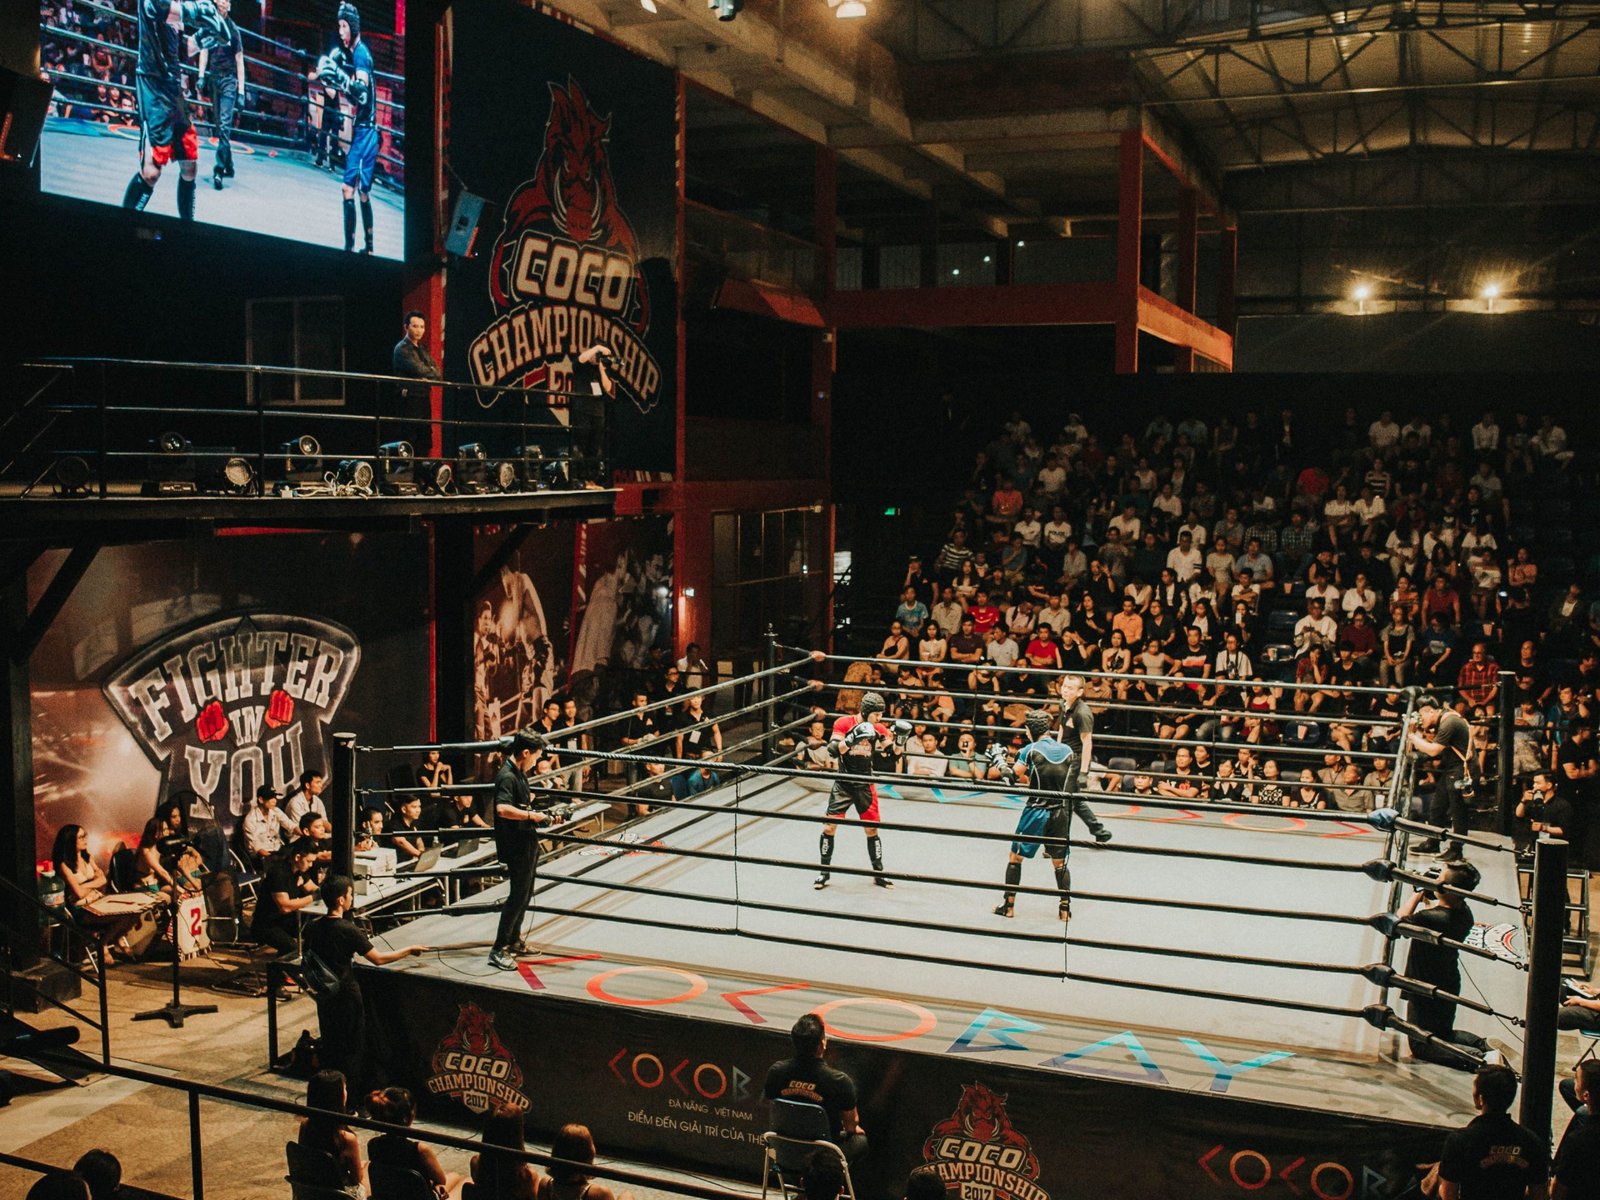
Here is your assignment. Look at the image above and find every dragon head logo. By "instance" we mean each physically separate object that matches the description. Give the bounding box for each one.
[923,1082,1045,1200]
[428,1003,528,1114]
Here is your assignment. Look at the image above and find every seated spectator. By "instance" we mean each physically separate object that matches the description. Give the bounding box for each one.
[470,1105,542,1200]
[297,1070,365,1199]
[763,1014,867,1163]
[905,732,949,778]
[917,621,948,664]
[1438,1066,1547,1197]
[354,807,386,851]
[386,796,431,863]
[1293,598,1338,657]
[802,1147,845,1200]
[417,750,454,795]
[801,719,835,770]
[536,1124,616,1200]
[134,799,202,899]
[367,1086,463,1198]
[676,694,723,759]
[1253,760,1289,806]
[945,731,985,780]
[243,785,298,865]
[26,1174,88,1200]
[893,587,929,635]
[250,839,319,956]
[671,758,723,799]
[286,771,330,824]
[71,1150,122,1200]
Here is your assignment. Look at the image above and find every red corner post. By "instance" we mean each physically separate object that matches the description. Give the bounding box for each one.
[1114,131,1143,374]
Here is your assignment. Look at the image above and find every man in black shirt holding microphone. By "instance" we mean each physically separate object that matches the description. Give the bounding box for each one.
[488,731,553,971]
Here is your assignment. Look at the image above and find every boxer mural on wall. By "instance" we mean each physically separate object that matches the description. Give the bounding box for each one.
[470,76,664,417]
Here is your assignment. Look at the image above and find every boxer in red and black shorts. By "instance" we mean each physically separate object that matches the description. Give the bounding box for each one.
[123,0,223,220]
[816,691,897,891]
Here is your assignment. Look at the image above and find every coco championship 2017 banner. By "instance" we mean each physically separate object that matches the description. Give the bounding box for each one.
[443,0,677,477]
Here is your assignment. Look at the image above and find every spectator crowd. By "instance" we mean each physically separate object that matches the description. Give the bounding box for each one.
[834,404,1600,861]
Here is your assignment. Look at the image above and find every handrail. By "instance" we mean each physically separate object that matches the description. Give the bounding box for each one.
[25,357,606,403]
[0,874,111,1064]
[13,1047,759,1200]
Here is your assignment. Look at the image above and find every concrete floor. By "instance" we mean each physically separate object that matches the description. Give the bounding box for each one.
[1,950,741,1199]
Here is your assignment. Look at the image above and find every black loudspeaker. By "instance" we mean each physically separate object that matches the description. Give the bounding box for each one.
[445,189,487,257]
[0,67,50,168]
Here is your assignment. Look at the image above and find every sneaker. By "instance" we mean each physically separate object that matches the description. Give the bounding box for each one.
[874,876,894,890]
[211,172,222,191]
[1438,845,1467,862]
[813,874,829,890]
[1092,829,1113,845]
[1412,840,1442,856]
[488,949,516,971]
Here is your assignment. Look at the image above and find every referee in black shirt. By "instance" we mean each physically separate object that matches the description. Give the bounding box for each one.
[489,732,552,971]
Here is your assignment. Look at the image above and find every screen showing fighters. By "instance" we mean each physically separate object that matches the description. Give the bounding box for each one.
[38,0,406,260]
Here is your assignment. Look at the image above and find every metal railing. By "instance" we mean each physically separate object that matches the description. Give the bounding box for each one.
[10,358,613,499]
[0,1050,759,1200]
[0,874,111,1067]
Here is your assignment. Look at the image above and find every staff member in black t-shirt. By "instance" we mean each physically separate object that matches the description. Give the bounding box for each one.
[762,1014,867,1163]
[1409,694,1476,861]
[250,839,319,955]
[303,874,426,1097]
[1437,1065,1548,1199]
[1553,1061,1599,1200]
[1398,860,1494,1070]
[488,732,553,971]
[1517,770,1576,844]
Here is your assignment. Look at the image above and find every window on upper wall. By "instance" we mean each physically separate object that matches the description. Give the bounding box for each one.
[246,296,346,407]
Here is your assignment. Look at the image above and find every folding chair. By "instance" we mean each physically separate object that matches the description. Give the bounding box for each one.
[761,1099,856,1200]
[1576,1029,1600,1067]
[285,1141,352,1200]
[368,1161,438,1200]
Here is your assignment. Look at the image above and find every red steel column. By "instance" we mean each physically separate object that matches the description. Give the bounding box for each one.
[1114,131,1143,374]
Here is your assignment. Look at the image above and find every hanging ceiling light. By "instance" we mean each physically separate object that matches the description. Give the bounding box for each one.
[832,0,869,16]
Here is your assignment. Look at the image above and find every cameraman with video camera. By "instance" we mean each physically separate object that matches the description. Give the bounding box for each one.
[1407,694,1476,861]
[1396,859,1497,1070]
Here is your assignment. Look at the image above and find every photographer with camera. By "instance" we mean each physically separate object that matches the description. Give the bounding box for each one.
[1516,769,1576,847]
[1396,859,1497,1070]
[1407,694,1477,861]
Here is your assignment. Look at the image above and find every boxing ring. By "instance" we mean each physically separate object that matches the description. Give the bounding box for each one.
[319,652,1565,1200]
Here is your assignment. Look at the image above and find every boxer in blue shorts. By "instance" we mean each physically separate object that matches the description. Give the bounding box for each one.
[318,3,377,252]
[993,709,1078,922]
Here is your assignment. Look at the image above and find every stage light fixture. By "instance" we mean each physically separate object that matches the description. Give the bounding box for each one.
[144,431,197,495]
[416,459,455,495]
[640,0,657,10]
[1351,283,1371,302]
[377,440,416,494]
[201,455,257,496]
[334,459,374,492]
[280,434,323,482]
[53,455,91,497]
[708,0,741,20]
[1481,281,1502,313]
[834,0,868,16]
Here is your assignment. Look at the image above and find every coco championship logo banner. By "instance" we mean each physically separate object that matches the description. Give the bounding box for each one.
[103,613,360,820]
[428,1003,530,1114]
[473,77,664,417]
[923,1082,1049,1200]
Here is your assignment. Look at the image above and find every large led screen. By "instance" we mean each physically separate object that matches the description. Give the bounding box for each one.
[38,0,405,259]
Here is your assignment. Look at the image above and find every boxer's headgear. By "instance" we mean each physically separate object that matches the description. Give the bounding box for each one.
[859,692,885,715]
[1023,710,1052,740]
[336,1,360,39]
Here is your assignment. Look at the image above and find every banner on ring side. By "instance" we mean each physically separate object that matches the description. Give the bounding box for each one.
[442,0,677,477]
[361,969,1444,1200]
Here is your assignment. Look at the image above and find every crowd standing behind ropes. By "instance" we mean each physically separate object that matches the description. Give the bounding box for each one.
[834,405,1600,869]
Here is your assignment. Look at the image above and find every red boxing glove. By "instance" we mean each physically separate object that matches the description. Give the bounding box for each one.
[264,689,295,729]
[195,701,230,743]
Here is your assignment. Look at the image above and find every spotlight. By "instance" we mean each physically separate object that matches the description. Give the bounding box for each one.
[457,443,518,493]
[280,434,323,482]
[1351,284,1371,302]
[333,459,374,492]
[1481,281,1501,313]
[416,459,455,495]
[144,431,197,495]
[202,455,257,496]
[377,440,415,494]
[640,0,657,10]
[53,455,91,497]
[834,0,868,15]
